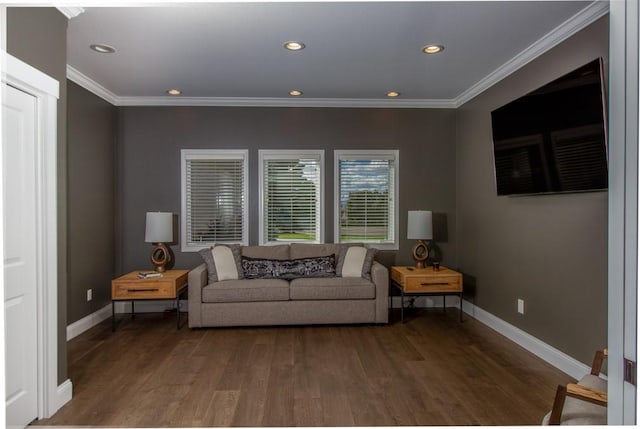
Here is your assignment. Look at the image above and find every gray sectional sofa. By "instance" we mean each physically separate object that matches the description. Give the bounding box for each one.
[188,243,389,328]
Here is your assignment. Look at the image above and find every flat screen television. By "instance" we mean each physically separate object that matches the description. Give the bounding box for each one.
[490,58,608,196]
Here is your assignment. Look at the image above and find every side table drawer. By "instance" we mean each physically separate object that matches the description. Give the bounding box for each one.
[112,281,175,299]
[403,275,461,293]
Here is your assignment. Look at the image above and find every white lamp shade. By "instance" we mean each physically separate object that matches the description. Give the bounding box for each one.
[407,210,433,240]
[145,212,173,243]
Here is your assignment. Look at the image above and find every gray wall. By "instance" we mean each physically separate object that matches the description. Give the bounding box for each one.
[7,7,69,384]
[455,17,609,365]
[116,107,457,274]
[67,81,117,324]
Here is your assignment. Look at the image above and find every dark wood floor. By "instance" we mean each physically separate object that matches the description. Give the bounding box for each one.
[35,308,572,427]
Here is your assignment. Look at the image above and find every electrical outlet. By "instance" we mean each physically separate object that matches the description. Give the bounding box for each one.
[87,289,93,302]
[517,298,524,314]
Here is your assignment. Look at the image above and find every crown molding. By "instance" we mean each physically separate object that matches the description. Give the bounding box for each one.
[454,0,609,107]
[66,65,119,105]
[56,7,85,19]
[116,95,456,109]
[66,65,456,108]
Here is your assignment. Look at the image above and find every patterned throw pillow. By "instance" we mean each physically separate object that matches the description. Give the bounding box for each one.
[199,244,244,283]
[241,255,337,280]
[336,245,377,280]
[276,255,336,280]
[241,256,280,279]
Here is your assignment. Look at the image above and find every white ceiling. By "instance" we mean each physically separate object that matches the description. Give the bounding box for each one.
[65,1,607,108]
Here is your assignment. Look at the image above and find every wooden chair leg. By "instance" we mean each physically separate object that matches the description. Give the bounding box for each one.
[549,384,567,425]
[590,349,607,375]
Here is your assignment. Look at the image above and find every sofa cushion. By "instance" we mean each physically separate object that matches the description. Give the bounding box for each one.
[336,245,377,280]
[202,279,290,303]
[242,245,290,260]
[290,277,375,300]
[290,243,341,259]
[199,244,244,283]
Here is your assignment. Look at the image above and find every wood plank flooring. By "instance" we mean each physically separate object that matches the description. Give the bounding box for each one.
[35,309,573,427]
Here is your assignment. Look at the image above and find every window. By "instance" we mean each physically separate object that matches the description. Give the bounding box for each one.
[181,149,248,251]
[334,150,399,249]
[259,150,324,245]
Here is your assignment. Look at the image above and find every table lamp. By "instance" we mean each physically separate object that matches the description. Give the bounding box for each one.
[145,212,173,272]
[407,210,432,268]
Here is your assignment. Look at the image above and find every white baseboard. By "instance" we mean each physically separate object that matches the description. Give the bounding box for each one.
[461,300,590,380]
[393,295,593,379]
[67,300,189,341]
[49,378,72,418]
[66,304,112,340]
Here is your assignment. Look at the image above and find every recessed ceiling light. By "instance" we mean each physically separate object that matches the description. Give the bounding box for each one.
[288,90,303,96]
[422,45,444,54]
[166,89,182,95]
[90,44,116,54]
[386,91,400,98]
[284,41,305,51]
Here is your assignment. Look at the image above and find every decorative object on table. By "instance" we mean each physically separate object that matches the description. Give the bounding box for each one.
[145,211,173,272]
[432,261,440,271]
[407,210,433,269]
[137,271,163,279]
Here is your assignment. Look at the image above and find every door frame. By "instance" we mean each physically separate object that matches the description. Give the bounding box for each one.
[1,51,71,419]
[608,0,638,424]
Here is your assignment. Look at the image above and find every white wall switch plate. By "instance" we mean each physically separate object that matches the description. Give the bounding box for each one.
[517,298,524,314]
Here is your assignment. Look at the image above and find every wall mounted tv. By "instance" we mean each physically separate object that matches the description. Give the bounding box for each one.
[491,58,608,196]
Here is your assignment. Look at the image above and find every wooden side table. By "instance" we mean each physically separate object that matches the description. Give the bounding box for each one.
[111,269,189,331]
[390,266,463,322]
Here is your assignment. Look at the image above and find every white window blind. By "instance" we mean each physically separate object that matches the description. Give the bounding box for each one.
[181,150,248,251]
[335,150,398,249]
[259,150,323,245]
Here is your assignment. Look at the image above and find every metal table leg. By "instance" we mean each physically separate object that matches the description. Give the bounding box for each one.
[176,294,180,329]
[176,287,188,329]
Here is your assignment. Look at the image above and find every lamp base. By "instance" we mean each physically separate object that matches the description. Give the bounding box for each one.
[150,243,171,273]
[411,240,429,269]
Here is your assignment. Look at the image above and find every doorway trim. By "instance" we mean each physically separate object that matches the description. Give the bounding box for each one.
[2,51,72,418]
[608,0,639,424]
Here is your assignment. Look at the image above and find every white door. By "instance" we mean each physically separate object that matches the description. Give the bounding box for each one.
[3,83,39,428]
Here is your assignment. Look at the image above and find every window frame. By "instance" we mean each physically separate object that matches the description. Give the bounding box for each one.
[258,149,325,245]
[334,149,399,250]
[180,149,249,251]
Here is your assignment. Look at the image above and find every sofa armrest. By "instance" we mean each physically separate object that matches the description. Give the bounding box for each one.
[188,263,207,328]
[371,261,389,323]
